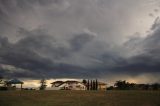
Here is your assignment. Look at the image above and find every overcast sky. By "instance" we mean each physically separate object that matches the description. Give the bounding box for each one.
[0,0,160,83]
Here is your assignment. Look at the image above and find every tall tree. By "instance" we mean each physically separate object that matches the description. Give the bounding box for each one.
[87,79,90,90]
[152,83,159,90]
[92,80,95,90]
[39,79,47,90]
[95,79,98,90]
[90,80,93,90]
[82,79,87,90]
[93,80,96,90]
[82,79,87,85]
[0,75,3,83]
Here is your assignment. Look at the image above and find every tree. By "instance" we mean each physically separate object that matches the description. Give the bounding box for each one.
[82,79,87,85]
[129,83,136,90]
[87,80,90,90]
[114,80,129,90]
[0,75,6,87]
[82,79,88,90]
[95,79,98,90]
[152,83,159,90]
[90,80,93,90]
[107,86,114,90]
[93,80,95,90]
[143,84,149,90]
[0,75,3,83]
[39,79,47,90]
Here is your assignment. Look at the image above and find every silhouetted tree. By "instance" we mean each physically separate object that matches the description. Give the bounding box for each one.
[0,75,3,83]
[129,83,136,90]
[82,79,87,85]
[93,80,95,90]
[86,80,89,90]
[151,83,159,90]
[143,84,149,90]
[0,76,7,87]
[107,86,114,90]
[39,79,47,90]
[111,80,160,90]
[114,80,132,90]
[90,80,93,90]
[95,79,98,90]
[82,79,88,90]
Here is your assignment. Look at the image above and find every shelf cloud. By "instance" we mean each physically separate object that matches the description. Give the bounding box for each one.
[0,0,160,83]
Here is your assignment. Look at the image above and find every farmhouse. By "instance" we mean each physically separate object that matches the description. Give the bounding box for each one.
[51,81,63,87]
[46,80,86,90]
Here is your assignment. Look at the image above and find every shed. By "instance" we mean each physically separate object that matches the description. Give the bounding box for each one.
[6,79,24,90]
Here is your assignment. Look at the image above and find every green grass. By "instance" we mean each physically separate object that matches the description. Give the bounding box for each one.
[0,90,160,106]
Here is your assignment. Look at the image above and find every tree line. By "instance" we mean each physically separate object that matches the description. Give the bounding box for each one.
[82,79,98,90]
[107,80,160,90]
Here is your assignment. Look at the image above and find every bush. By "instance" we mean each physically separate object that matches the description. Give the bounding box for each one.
[0,87,8,91]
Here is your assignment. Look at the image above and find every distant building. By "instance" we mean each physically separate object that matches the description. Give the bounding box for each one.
[0,79,24,91]
[98,82,107,90]
[0,81,4,87]
[46,81,86,90]
[6,79,24,90]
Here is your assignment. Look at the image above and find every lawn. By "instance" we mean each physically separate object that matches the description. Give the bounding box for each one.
[0,90,160,106]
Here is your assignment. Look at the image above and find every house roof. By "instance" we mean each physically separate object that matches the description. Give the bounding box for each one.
[51,81,64,84]
[6,79,23,84]
[51,80,83,87]
[65,81,79,83]
[51,80,79,84]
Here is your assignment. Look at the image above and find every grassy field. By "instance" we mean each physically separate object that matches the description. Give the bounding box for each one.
[0,90,160,106]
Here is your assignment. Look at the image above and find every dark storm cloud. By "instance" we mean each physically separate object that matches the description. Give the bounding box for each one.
[16,28,70,59]
[151,17,160,30]
[0,0,160,82]
[70,31,95,51]
[0,35,55,77]
[0,27,96,78]
[109,17,160,76]
[112,55,160,75]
